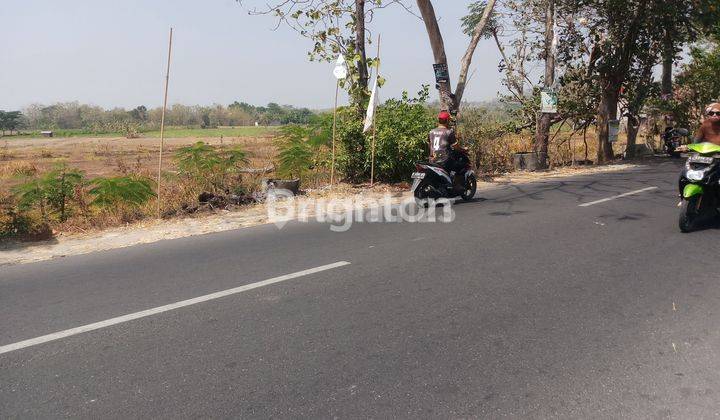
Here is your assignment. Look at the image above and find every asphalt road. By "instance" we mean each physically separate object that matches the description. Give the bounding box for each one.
[2,159,720,419]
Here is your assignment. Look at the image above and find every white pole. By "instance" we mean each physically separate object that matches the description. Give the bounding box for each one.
[157,27,173,218]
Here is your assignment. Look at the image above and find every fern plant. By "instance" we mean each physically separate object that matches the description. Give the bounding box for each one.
[175,141,248,192]
[275,125,314,181]
[12,164,84,222]
[89,176,156,208]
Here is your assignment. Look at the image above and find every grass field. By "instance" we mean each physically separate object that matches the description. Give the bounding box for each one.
[3,126,277,140]
[0,128,278,195]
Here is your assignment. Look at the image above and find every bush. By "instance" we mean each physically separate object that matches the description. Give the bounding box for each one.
[334,108,367,183]
[459,107,517,174]
[89,176,156,208]
[12,164,85,222]
[175,141,248,193]
[332,85,435,183]
[274,123,331,183]
[368,86,436,182]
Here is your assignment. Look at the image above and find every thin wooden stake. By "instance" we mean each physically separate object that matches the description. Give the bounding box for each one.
[370,34,381,187]
[157,27,173,218]
[331,79,339,187]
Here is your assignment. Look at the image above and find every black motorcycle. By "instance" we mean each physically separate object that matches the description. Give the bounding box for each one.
[663,127,690,158]
[678,142,720,232]
[411,149,477,204]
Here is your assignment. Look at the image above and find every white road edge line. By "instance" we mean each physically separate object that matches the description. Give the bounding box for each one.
[578,186,659,207]
[0,261,351,355]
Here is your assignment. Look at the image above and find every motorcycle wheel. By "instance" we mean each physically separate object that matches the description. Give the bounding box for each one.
[460,174,477,201]
[679,196,702,233]
[414,181,431,207]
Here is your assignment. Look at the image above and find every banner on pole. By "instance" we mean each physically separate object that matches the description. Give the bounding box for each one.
[333,55,347,80]
[363,76,378,133]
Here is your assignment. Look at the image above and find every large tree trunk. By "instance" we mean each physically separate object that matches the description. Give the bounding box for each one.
[661,31,674,99]
[533,0,555,169]
[415,0,496,115]
[596,83,619,163]
[415,0,454,112]
[354,0,369,117]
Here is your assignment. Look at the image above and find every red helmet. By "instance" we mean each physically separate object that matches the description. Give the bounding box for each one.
[438,111,451,122]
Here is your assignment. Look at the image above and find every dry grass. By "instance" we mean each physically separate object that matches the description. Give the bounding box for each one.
[0,161,38,178]
[0,134,277,194]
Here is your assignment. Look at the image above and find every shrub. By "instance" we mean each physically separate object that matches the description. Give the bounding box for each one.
[89,176,156,208]
[369,86,436,182]
[12,164,85,222]
[275,125,314,181]
[459,107,517,174]
[175,141,248,193]
[274,122,331,184]
[334,109,367,183]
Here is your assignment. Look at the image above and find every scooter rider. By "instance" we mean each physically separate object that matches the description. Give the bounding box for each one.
[677,103,720,151]
[428,111,460,172]
[694,103,720,145]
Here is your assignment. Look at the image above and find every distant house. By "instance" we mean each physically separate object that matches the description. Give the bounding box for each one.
[40,131,53,138]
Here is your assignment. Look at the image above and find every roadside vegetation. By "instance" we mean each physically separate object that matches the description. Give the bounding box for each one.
[2,0,719,242]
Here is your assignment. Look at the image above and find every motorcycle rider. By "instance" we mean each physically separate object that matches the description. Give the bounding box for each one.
[694,103,720,145]
[428,111,460,173]
[677,103,720,151]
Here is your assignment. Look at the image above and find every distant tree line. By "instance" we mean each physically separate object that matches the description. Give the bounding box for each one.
[18,101,315,131]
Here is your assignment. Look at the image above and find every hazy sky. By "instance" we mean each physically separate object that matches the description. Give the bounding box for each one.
[1,0,504,110]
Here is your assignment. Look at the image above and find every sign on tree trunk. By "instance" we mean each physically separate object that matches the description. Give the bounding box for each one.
[433,63,449,84]
[540,89,558,113]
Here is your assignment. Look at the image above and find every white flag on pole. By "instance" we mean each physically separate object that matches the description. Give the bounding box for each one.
[363,74,378,133]
[333,54,347,80]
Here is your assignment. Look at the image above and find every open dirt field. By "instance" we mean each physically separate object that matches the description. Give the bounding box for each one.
[0,132,277,193]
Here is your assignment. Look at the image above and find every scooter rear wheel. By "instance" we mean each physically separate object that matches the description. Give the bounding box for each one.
[460,175,477,201]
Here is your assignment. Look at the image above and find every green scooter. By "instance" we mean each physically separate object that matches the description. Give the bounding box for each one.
[678,142,720,232]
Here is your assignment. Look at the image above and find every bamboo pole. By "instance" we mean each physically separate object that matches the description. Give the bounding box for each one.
[330,79,339,186]
[370,34,381,187]
[157,27,173,218]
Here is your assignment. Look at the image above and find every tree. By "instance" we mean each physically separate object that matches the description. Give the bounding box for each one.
[554,0,720,164]
[0,110,22,135]
[129,105,148,122]
[415,0,498,115]
[669,39,720,127]
[239,0,407,116]
[656,0,720,100]
[534,0,556,167]
[556,0,662,163]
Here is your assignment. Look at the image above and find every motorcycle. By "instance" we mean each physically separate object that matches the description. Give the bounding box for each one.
[663,127,690,158]
[410,148,477,204]
[678,142,720,232]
